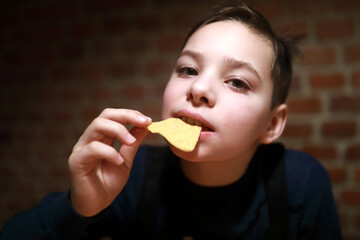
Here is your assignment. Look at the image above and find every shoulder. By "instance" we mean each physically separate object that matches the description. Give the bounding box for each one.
[284,149,333,206]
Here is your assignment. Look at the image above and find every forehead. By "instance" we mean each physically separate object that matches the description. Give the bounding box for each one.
[184,21,274,82]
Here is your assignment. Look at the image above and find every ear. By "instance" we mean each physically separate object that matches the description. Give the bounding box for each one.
[260,104,287,144]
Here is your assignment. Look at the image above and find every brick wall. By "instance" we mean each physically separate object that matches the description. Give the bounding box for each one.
[0,0,359,238]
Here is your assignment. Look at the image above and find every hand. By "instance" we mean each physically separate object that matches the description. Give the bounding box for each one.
[68,108,151,217]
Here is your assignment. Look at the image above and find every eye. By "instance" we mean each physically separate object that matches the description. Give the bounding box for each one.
[225,79,250,91]
[176,66,198,77]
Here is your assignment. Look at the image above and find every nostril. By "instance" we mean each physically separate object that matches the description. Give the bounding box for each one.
[200,96,208,103]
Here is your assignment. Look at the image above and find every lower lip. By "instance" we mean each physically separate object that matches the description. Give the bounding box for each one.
[199,130,215,139]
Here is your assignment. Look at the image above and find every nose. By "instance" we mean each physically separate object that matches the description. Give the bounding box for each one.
[186,76,216,107]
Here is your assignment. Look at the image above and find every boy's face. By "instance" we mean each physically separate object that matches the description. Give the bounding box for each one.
[162,21,275,163]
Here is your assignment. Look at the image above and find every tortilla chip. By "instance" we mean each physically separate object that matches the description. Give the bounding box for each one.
[147,118,201,152]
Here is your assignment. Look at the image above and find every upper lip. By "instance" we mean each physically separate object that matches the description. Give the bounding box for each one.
[174,110,214,131]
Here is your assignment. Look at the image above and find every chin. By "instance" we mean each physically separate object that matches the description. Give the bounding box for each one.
[169,144,215,163]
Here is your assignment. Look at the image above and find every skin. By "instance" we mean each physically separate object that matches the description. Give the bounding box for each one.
[68,20,287,217]
[69,109,152,217]
[162,21,287,187]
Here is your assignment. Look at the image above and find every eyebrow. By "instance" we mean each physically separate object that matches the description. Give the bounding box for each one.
[179,50,203,61]
[180,50,261,81]
[224,57,261,81]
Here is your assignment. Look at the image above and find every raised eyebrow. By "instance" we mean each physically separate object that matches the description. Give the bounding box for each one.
[225,57,261,81]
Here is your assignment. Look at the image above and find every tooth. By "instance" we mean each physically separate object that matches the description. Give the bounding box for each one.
[187,118,194,125]
[194,120,203,127]
[181,116,187,122]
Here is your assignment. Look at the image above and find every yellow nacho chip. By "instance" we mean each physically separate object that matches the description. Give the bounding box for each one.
[147,118,201,152]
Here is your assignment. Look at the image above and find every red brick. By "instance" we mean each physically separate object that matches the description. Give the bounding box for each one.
[157,34,184,52]
[143,104,162,119]
[135,15,162,31]
[62,87,84,102]
[289,0,330,15]
[152,82,167,97]
[52,111,74,123]
[333,0,360,12]
[253,1,283,20]
[345,144,360,161]
[21,2,80,23]
[77,64,103,82]
[341,190,360,206]
[120,38,148,55]
[168,8,206,29]
[321,121,357,138]
[309,73,345,89]
[282,124,312,137]
[274,22,308,38]
[36,25,67,43]
[355,168,360,182]
[19,71,43,84]
[287,97,321,113]
[145,61,172,77]
[46,130,66,142]
[48,67,73,82]
[303,144,337,160]
[61,44,84,60]
[68,22,98,40]
[82,108,101,122]
[91,88,112,101]
[355,213,360,230]
[2,51,26,65]
[316,18,355,39]
[121,85,144,99]
[110,62,136,78]
[327,167,347,182]
[34,90,58,103]
[344,43,360,63]
[301,46,336,65]
[8,201,25,212]
[352,71,360,87]
[86,0,143,12]
[32,46,57,64]
[331,97,360,113]
[103,17,128,34]
[15,131,39,144]
[290,75,301,92]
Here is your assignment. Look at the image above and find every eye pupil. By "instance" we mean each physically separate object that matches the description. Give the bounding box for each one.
[227,79,249,91]
[177,66,198,77]
[232,80,244,88]
[186,68,197,75]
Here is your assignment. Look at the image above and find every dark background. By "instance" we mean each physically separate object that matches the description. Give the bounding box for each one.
[0,0,359,238]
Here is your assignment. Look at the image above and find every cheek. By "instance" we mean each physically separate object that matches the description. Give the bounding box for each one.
[218,97,270,142]
[161,79,183,118]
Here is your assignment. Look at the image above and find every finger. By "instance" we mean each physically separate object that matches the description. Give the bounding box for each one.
[77,118,137,148]
[99,108,152,127]
[70,141,123,172]
[119,126,149,170]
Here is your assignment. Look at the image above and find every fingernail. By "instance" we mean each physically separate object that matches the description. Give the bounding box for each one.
[117,154,124,164]
[138,114,150,122]
[127,133,136,143]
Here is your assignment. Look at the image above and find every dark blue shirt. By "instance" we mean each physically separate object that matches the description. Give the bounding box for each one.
[0,145,342,239]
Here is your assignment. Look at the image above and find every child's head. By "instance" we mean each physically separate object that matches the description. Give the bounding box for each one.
[161,1,300,162]
[182,1,301,109]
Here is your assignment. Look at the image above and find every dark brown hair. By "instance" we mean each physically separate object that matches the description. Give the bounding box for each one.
[182,1,302,109]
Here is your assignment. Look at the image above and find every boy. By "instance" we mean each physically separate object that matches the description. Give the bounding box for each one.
[0,1,341,239]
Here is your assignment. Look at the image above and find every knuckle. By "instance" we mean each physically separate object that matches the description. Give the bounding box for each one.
[91,117,103,127]
[100,108,113,117]
[87,141,99,153]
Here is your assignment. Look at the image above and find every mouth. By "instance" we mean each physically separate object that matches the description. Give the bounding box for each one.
[179,116,214,132]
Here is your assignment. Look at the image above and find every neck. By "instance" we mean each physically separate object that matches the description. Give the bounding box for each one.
[179,148,256,187]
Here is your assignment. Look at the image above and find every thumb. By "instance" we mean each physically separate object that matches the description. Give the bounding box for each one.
[119,126,149,168]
